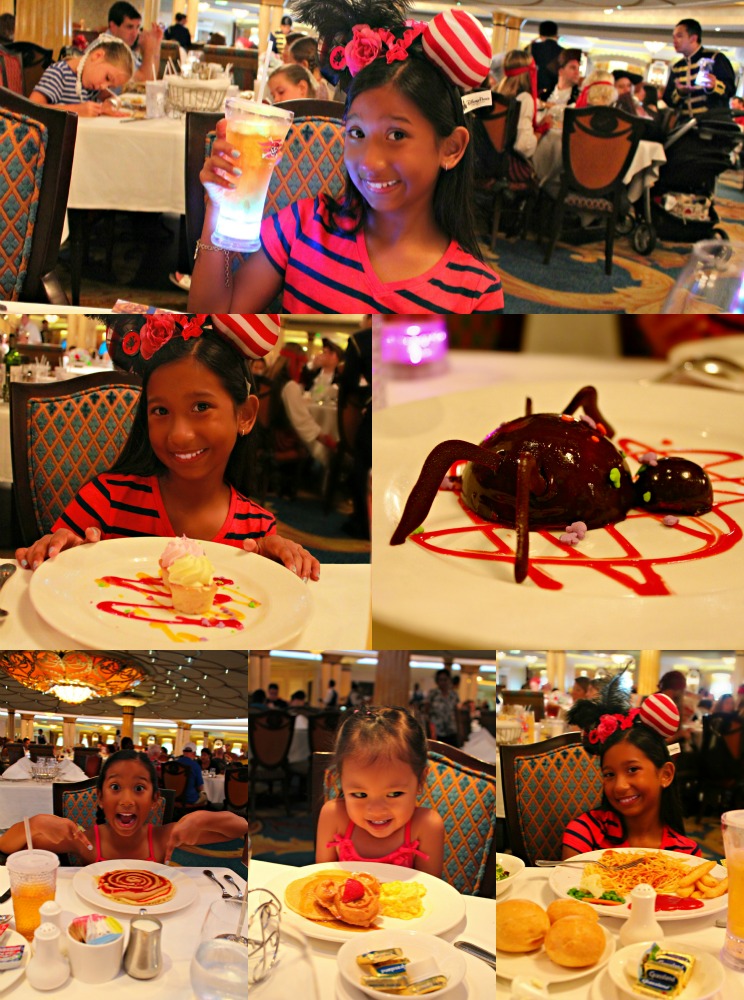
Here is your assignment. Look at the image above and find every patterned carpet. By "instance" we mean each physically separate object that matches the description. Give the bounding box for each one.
[483,169,744,314]
[267,493,370,563]
[249,805,315,868]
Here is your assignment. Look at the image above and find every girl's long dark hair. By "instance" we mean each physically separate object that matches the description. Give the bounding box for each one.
[568,677,687,838]
[291,0,483,259]
[106,318,255,496]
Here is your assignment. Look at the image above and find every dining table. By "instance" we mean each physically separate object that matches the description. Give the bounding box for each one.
[0,561,370,651]
[249,858,496,999]
[0,862,244,998]
[202,773,225,806]
[495,866,744,999]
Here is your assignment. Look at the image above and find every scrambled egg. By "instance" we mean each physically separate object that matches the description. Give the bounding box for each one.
[379,881,427,920]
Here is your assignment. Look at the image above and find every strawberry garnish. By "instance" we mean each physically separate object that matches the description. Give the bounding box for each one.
[342,878,365,903]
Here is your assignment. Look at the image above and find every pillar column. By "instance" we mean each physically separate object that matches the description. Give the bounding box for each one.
[186,0,199,40]
[6,708,15,741]
[20,713,35,741]
[457,664,480,705]
[16,0,72,56]
[637,650,661,698]
[202,730,210,749]
[0,1,12,15]
[491,13,521,56]
[141,0,160,27]
[174,723,191,755]
[339,661,353,704]
[732,652,744,699]
[249,651,272,693]
[374,652,410,708]
[120,706,135,741]
[546,651,567,691]
[258,0,283,58]
[62,717,77,749]
[320,653,342,707]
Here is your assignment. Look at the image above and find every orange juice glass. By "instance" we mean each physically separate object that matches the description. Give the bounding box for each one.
[211,98,294,253]
[6,849,59,941]
[722,810,744,970]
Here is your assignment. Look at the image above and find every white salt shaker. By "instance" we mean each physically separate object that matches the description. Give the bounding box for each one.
[26,923,70,990]
[619,883,663,948]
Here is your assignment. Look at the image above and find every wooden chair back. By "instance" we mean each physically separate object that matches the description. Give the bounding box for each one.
[161,761,190,805]
[202,45,258,90]
[10,370,142,545]
[307,711,342,754]
[248,710,295,768]
[500,732,603,864]
[499,690,545,722]
[224,763,249,814]
[0,89,77,302]
[1,42,52,96]
[0,47,24,94]
[27,743,54,760]
[562,105,643,196]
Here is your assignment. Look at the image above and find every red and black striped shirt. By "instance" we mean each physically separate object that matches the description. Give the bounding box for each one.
[563,808,701,856]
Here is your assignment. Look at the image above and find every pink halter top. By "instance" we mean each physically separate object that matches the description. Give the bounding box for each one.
[326,820,429,868]
[93,823,157,863]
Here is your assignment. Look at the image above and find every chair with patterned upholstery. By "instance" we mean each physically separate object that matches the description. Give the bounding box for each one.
[542,105,644,275]
[52,779,175,865]
[0,88,77,303]
[184,100,346,262]
[0,47,24,94]
[499,731,604,865]
[10,370,142,546]
[311,740,497,897]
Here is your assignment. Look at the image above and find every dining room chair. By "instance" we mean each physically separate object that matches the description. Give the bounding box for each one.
[9,370,143,547]
[322,385,367,514]
[253,376,308,500]
[5,743,26,765]
[27,743,54,761]
[499,731,604,865]
[161,761,206,818]
[0,46,24,94]
[184,100,346,263]
[307,711,343,754]
[224,763,249,816]
[248,710,296,819]
[473,93,536,249]
[499,690,545,722]
[52,779,175,865]
[0,88,78,303]
[311,740,497,897]
[542,105,644,275]
[72,747,101,775]
[202,45,258,90]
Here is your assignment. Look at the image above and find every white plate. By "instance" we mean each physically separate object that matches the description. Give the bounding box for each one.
[0,929,29,994]
[29,537,312,649]
[496,854,525,897]
[608,939,726,1000]
[372,381,744,647]
[338,929,466,999]
[72,859,198,915]
[263,862,466,944]
[496,922,615,984]
[548,849,729,920]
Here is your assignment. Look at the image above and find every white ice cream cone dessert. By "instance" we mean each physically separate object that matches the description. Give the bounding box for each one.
[167,554,218,614]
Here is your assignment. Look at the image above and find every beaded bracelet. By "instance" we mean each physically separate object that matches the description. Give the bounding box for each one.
[193,239,232,287]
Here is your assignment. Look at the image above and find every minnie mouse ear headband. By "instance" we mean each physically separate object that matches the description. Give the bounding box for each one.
[107,313,280,373]
[567,674,680,755]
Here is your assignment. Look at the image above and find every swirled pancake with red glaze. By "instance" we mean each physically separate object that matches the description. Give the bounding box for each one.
[96,869,175,906]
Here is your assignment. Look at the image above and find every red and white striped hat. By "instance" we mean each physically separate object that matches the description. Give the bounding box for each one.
[421,10,492,90]
[639,693,680,739]
[211,314,280,360]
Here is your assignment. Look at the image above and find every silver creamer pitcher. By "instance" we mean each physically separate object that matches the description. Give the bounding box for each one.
[123,916,163,979]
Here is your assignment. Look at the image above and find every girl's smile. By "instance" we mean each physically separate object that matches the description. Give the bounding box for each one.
[601,741,672,821]
[340,756,421,841]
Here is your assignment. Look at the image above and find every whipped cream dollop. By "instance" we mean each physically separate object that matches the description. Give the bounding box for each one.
[168,554,214,587]
[160,535,205,568]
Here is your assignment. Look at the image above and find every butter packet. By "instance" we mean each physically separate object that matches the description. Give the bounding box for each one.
[357,948,406,966]
[401,975,449,996]
[0,944,25,970]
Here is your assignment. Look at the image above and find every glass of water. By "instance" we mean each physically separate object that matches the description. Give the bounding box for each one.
[190,939,247,1000]
[663,240,744,314]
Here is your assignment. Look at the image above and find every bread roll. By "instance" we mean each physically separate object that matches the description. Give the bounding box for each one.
[544,916,605,967]
[496,899,550,953]
[546,898,599,924]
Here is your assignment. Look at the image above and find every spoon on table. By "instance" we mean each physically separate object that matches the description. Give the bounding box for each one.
[656,355,744,387]
[222,874,244,899]
[0,563,16,619]
[203,870,233,898]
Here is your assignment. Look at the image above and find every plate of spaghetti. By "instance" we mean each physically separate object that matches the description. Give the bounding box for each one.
[549,849,728,920]
[73,860,198,915]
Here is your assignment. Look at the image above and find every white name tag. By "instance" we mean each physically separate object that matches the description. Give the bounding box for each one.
[462,90,493,113]
[667,742,681,756]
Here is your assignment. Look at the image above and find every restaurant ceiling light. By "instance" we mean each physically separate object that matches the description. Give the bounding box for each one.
[112,691,148,708]
[0,651,146,705]
[643,41,665,54]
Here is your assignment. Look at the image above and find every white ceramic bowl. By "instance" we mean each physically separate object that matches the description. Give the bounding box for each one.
[608,939,725,1000]
[337,929,466,1000]
[496,853,526,897]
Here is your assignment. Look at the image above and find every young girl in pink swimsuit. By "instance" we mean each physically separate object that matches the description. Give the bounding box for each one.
[315,708,445,878]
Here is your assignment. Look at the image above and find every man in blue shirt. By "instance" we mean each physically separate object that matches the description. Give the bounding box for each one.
[177,742,205,805]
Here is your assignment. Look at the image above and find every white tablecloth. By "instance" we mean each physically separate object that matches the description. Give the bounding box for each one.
[0,402,9,483]
[0,562,370,651]
[0,779,54,826]
[532,133,666,203]
[496,867,744,999]
[0,864,242,998]
[462,728,497,765]
[202,774,225,805]
[249,858,496,1000]
[306,400,338,441]
[67,116,186,214]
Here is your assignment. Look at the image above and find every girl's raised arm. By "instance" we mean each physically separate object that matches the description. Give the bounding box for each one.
[0,815,93,857]
[162,809,248,865]
[315,799,343,863]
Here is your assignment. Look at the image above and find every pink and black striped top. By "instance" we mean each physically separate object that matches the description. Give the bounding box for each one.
[260,195,504,314]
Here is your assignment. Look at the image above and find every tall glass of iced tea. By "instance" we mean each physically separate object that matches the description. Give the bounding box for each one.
[211,98,295,253]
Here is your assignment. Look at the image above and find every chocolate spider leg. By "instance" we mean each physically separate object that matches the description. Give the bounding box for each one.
[390,439,505,546]
[514,450,539,583]
[562,385,616,437]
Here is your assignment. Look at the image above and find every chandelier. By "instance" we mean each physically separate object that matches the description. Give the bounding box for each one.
[0,651,146,705]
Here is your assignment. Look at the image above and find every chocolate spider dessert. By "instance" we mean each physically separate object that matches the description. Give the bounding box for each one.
[390,386,713,583]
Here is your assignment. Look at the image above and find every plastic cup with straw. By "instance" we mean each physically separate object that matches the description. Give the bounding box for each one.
[6,821,60,941]
[211,48,294,253]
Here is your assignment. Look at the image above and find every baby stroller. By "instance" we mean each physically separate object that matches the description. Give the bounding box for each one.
[647,112,742,246]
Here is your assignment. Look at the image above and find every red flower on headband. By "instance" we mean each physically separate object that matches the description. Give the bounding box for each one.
[177,315,208,341]
[387,23,425,63]
[330,24,384,75]
[596,715,620,742]
[139,315,177,360]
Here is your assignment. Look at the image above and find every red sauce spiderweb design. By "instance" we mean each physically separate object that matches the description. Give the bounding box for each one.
[408,440,744,595]
[96,869,175,905]
[92,572,261,641]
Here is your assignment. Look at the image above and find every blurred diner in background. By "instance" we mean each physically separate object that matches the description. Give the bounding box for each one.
[0,4,741,311]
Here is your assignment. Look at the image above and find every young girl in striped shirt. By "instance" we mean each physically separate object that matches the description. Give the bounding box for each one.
[31,33,134,117]
[189,2,504,314]
[562,677,701,857]
[15,315,319,581]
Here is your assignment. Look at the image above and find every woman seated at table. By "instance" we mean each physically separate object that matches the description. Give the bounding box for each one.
[562,677,701,858]
[575,71,617,108]
[30,33,134,117]
[496,50,541,169]
[269,344,337,468]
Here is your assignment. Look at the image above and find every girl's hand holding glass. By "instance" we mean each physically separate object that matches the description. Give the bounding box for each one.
[199,120,242,203]
[16,525,101,571]
[243,534,320,581]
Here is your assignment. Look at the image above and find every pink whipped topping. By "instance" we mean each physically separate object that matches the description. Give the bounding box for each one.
[159,535,205,568]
